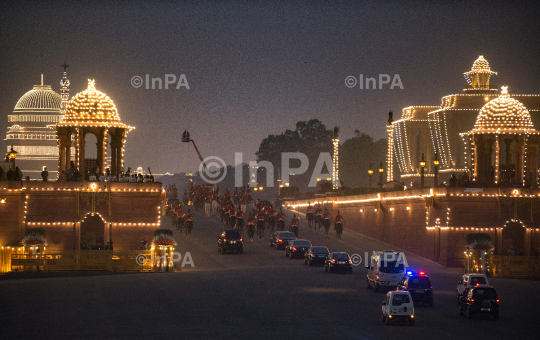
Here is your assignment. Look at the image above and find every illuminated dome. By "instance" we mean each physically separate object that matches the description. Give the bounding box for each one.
[59,79,131,128]
[468,56,496,74]
[469,87,537,134]
[14,85,61,112]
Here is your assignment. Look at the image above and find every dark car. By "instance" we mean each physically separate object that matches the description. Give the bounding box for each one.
[270,231,297,249]
[459,286,499,320]
[285,240,312,258]
[398,273,433,306]
[325,252,353,273]
[218,230,243,254]
[304,246,330,266]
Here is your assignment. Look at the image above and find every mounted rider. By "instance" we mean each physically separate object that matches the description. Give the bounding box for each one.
[334,210,344,239]
[306,202,314,228]
[290,214,300,238]
[277,208,286,231]
[322,208,331,235]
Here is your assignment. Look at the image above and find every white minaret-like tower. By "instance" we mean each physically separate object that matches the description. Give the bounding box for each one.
[59,62,70,113]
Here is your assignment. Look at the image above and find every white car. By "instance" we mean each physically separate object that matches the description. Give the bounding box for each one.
[456,274,489,298]
[381,291,415,325]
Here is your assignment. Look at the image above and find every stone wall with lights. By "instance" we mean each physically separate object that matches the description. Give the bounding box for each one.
[286,187,540,267]
[0,181,164,252]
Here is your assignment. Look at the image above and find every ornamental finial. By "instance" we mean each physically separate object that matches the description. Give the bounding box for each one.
[501,86,508,95]
[88,79,96,90]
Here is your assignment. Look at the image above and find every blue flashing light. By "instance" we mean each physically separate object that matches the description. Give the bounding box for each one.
[406,271,413,276]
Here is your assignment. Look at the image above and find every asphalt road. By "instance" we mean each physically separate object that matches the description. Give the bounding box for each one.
[1,207,539,340]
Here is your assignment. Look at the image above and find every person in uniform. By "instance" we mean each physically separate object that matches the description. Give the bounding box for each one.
[290,214,300,238]
[322,208,331,235]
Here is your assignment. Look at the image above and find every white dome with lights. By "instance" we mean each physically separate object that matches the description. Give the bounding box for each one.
[14,84,61,112]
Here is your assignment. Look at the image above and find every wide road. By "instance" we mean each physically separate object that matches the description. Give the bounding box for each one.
[1,207,538,340]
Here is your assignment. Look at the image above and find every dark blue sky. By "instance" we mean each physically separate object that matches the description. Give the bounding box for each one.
[1,1,539,174]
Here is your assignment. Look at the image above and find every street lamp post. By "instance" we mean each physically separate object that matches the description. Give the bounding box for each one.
[378,161,384,191]
[433,153,440,187]
[6,145,17,171]
[420,153,426,189]
[368,163,374,188]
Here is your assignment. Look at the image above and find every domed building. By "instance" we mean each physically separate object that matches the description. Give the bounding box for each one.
[387,56,540,186]
[5,76,67,179]
[56,79,134,180]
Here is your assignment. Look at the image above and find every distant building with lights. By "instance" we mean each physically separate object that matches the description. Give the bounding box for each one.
[5,76,66,179]
[388,56,540,185]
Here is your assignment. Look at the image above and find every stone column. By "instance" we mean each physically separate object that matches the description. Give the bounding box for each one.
[96,130,105,176]
[527,138,539,187]
[484,138,493,182]
[494,135,500,184]
[58,134,67,181]
[516,138,526,184]
[505,139,513,166]
[78,130,86,180]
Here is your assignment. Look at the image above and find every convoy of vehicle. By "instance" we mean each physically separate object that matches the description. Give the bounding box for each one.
[215,220,501,326]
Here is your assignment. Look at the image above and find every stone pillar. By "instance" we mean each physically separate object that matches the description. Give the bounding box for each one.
[58,137,67,181]
[494,135,500,184]
[528,141,539,188]
[78,131,86,180]
[65,134,71,171]
[484,138,493,182]
[96,130,105,176]
[516,139,525,184]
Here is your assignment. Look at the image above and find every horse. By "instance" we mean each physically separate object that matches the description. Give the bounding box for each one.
[334,223,343,239]
[240,203,246,214]
[277,220,285,231]
[236,218,244,236]
[267,216,276,233]
[315,215,323,231]
[307,212,314,229]
[246,223,255,242]
[323,219,331,235]
[290,225,299,238]
[257,220,265,238]
[185,220,193,236]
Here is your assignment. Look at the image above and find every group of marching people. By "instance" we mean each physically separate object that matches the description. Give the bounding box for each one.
[305,202,344,239]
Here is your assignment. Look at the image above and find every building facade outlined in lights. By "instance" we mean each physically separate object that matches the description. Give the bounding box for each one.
[387,56,540,185]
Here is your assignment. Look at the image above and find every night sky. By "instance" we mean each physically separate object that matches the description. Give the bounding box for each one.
[1,1,539,174]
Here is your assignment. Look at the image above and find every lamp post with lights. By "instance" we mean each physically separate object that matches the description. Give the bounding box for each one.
[420,153,426,189]
[433,153,440,187]
[6,145,17,171]
[368,163,374,188]
[378,161,384,191]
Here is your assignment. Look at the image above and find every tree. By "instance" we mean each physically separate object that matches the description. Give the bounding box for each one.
[256,119,333,190]
[340,130,387,188]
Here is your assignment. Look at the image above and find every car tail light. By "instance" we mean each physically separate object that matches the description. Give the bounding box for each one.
[348,259,352,264]
[240,238,243,242]
[476,283,479,286]
[278,239,283,243]
[223,239,226,242]
[292,247,297,251]
[496,299,499,303]
[419,271,425,275]
[376,275,379,281]
[331,259,336,263]
[470,299,474,302]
